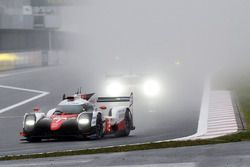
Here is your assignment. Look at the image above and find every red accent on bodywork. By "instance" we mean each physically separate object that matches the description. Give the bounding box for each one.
[20,132,27,137]
[105,118,111,134]
[50,114,78,131]
[117,120,125,131]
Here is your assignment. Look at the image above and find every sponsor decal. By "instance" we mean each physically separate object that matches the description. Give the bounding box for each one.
[50,114,77,131]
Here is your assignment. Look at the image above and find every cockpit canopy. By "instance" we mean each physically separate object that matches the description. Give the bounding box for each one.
[55,103,94,114]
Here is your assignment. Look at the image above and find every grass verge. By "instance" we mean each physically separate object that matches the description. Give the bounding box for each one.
[1,132,250,161]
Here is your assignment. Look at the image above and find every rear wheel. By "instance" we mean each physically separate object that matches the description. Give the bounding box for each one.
[96,113,104,139]
[123,110,132,136]
[116,110,132,137]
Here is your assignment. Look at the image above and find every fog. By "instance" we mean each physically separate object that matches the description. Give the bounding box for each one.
[61,0,250,74]
[58,0,250,136]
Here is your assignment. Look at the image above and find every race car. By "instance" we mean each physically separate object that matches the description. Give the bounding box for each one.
[20,91,135,142]
[105,73,162,98]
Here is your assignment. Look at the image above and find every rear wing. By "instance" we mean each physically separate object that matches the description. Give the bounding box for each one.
[97,93,133,106]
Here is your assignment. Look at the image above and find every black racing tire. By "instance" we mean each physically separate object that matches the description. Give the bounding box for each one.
[81,135,89,140]
[116,109,132,137]
[95,113,104,139]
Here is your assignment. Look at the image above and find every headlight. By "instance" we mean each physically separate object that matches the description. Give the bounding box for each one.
[143,79,161,97]
[24,114,36,132]
[78,114,90,125]
[78,118,90,125]
[25,120,35,126]
[25,115,36,126]
[106,81,124,96]
[78,113,91,131]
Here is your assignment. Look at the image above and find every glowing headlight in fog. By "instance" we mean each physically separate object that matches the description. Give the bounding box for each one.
[25,120,35,126]
[143,79,161,97]
[25,115,36,127]
[78,118,90,125]
[106,81,124,96]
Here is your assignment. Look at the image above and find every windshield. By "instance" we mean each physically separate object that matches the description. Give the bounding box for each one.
[55,105,84,114]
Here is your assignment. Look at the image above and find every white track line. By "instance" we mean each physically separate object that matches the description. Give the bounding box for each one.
[209,114,235,118]
[208,125,238,130]
[195,79,210,136]
[0,85,46,94]
[0,85,49,114]
[208,117,236,121]
[208,118,236,124]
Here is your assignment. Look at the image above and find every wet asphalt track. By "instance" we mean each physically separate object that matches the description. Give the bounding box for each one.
[0,66,203,156]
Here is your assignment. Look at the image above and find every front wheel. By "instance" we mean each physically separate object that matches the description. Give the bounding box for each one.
[96,113,104,139]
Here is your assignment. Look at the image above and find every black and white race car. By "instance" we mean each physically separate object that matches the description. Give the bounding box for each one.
[20,92,135,142]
